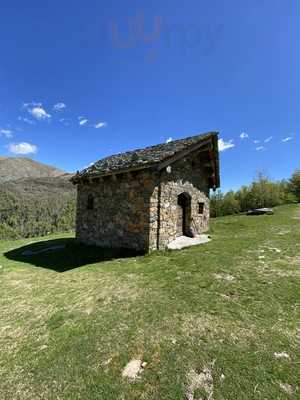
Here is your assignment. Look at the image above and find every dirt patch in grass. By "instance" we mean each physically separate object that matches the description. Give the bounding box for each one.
[181,313,256,344]
[186,361,215,400]
[285,255,300,266]
[258,266,300,278]
[280,327,300,342]
[213,273,236,282]
[261,245,282,254]
[256,257,300,279]
[278,382,298,395]
[275,229,292,235]
[292,208,300,220]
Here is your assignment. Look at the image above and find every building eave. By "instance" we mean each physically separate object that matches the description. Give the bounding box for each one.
[71,131,221,187]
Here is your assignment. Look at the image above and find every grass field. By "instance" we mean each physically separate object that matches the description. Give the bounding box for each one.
[0,204,300,399]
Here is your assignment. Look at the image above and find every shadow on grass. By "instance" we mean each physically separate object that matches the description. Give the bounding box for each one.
[4,238,142,272]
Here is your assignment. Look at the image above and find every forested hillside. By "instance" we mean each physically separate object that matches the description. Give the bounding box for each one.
[0,158,76,239]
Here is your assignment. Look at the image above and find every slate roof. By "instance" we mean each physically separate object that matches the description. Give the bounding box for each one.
[73,131,219,186]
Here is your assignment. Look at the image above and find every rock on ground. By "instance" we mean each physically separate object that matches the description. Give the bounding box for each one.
[274,352,290,359]
[167,235,211,250]
[122,359,146,380]
[278,382,297,395]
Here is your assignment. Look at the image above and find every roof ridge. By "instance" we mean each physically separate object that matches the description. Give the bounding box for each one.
[73,131,218,182]
[101,131,217,160]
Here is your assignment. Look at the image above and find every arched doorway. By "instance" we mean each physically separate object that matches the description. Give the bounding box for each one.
[177,192,192,236]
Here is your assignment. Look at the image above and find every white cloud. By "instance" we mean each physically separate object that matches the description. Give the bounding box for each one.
[79,118,88,126]
[253,140,260,144]
[166,137,173,143]
[23,102,51,121]
[18,116,36,125]
[240,132,249,139]
[256,146,265,151]
[30,106,51,120]
[94,121,107,129]
[264,136,273,143]
[218,138,235,152]
[8,142,37,155]
[53,102,66,111]
[0,129,13,138]
[281,137,292,143]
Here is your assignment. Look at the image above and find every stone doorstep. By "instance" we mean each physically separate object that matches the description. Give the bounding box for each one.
[167,234,211,250]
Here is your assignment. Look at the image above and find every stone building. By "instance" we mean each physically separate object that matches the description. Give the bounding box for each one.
[72,132,220,252]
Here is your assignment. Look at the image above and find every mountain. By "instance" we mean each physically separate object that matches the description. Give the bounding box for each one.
[0,157,66,183]
[0,157,76,239]
[2,175,75,200]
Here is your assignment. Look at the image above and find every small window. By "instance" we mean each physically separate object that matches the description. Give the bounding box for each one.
[87,194,94,210]
[198,202,204,215]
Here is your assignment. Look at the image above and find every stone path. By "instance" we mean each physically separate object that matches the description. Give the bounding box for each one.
[167,234,211,250]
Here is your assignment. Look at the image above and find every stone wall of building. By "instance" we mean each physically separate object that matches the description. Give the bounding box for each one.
[148,153,210,251]
[76,170,156,251]
[76,150,211,252]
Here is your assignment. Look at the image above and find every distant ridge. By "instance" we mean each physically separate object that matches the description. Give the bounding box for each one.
[0,157,76,239]
[0,157,66,183]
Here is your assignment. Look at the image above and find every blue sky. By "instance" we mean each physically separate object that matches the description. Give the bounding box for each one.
[0,0,299,191]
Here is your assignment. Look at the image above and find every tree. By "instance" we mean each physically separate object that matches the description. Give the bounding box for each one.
[222,191,241,215]
[289,169,300,201]
[210,190,224,217]
[210,170,299,218]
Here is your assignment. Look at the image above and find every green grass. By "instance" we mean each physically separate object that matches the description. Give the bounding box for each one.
[0,204,300,399]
